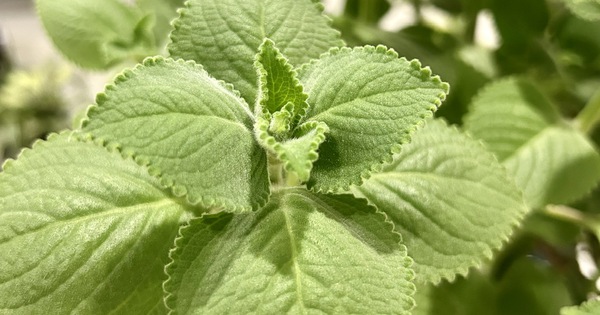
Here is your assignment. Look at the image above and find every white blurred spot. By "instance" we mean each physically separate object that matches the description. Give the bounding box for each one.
[323,0,346,16]
[577,242,599,280]
[475,10,500,49]
[379,2,415,32]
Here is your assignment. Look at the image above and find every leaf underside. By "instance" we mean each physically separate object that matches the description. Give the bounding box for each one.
[353,119,526,284]
[164,188,415,314]
[82,57,269,213]
[0,133,185,314]
[298,46,449,193]
[168,0,344,106]
[464,77,600,209]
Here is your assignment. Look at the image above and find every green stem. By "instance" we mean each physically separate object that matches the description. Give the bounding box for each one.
[575,88,600,135]
[544,204,600,231]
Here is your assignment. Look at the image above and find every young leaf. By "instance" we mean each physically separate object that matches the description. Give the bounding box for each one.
[464,78,600,209]
[168,0,344,106]
[255,38,308,121]
[353,119,526,283]
[0,133,187,314]
[255,117,329,182]
[298,46,449,193]
[164,189,415,314]
[82,57,269,212]
[36,0,156,69]
[561,299,600,315]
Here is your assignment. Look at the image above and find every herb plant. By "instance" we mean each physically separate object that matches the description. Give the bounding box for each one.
[3,0,600,314]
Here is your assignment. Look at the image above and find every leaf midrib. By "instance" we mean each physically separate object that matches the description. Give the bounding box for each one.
[0,198,178,245]
[281,207,308,315]
[500,125,562,164]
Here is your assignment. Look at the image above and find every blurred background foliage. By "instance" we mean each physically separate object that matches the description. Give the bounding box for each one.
[2,0,600,313]
[332,1,600,313]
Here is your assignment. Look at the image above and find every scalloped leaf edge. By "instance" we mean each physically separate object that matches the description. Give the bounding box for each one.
[255,116,329,182]
[299,45,449,194]
[352,119,527,284]
[79,56,267,213]
[254,38,310,125]
[162,189,417,313]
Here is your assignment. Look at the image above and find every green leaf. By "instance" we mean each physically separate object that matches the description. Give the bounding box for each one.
[464,77,600,209]
[562,0,600,21]
[412,272,496,315]
[36,0,156,69]
[562,299,600,315]
[138,0,185,46]
[255,38,309,121]
[256,116,329,182]
[168,0,344,106]
[352,119,526,283]
[298,46,449,193]
[82,57,269,213]
[0,132,187,314]
[164,188,415,314]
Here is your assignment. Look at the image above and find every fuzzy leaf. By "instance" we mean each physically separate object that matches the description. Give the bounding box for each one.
[298,46,449,193]
[0,133,187,314]
[36,0,156,69]
[168,0,344,106]
[464,78,600,209]
[82,57,269,212]
[255,38,309,121]
[256,116,329,182]
[353,120,526,283]
[164,188,415,314]
[562,299,600,315]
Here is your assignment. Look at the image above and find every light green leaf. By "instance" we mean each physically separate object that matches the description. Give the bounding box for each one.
[164,188,415,314]
[138,0,184,46]
[82,57,269,213]
[298,46,449,193]
[168,0,344,106]
[0,132,187,314]
[255,38,309,121]
[464,77,600,209]
[353,119,526,283]
[256,116,329,182]
[562,299,600,315]
[562,0,600,21]
[36,0,156,69]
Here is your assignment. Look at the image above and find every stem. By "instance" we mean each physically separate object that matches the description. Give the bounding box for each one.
[544,204,600,231]
[575,88,600,135]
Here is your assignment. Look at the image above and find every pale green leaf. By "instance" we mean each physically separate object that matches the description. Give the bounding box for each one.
[255,38,308,122]
[353,119,526,283]
[298,46,449,193]
[464,77,600,209]
[138,0,184,46]
[0,132,187,314]
[256,116,329,182]
[562,0,600,21]
[36,0,156,69]
[82,57,269,213]
[164,188,415,314]
[168,0,344,106]
[561,299,600,315]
